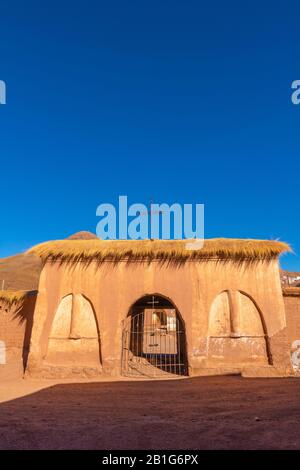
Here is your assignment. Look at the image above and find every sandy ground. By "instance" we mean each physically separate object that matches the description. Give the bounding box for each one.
[0,375,300,450]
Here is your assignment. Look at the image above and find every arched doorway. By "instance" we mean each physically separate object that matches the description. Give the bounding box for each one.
[207,290,270,365]
[122,295,188,378]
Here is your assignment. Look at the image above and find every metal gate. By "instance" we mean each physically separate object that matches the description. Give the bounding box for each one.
[121,305,187,378]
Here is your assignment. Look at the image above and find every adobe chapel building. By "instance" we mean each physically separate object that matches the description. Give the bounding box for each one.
[1,237,300,379]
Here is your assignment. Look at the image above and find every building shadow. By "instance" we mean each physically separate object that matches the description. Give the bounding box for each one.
[0,376,299,450]
[12,291,37,372]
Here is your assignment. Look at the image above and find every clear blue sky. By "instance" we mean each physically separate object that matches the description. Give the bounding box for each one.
[0,1,299,270]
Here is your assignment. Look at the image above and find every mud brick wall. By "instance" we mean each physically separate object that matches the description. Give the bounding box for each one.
[28,258,292,378]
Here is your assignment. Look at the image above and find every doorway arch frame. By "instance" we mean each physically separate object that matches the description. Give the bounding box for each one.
[121,293,189,378]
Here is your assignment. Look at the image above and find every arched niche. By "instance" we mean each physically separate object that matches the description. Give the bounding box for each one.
[46,294,101,367]
[234,291,265,337]
[208,291,231,337]
[207,290,270,365]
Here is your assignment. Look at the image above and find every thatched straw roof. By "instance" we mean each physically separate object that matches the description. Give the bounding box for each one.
[0,290,32,307]
[27,238,291,265]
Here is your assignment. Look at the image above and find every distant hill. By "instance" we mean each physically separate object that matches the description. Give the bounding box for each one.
[67,231,98,240]
[0,253,41,291]
[0,232,98,291]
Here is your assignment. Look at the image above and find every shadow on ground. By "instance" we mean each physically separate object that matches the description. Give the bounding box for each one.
[0,376,300,450]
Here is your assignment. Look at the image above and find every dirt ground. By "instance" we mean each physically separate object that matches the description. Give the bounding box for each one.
[0,375,300,450]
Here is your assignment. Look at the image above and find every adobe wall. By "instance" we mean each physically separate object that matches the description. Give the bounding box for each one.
[283,290,300,373]
[0,293,36,379]
[26,258,293,378]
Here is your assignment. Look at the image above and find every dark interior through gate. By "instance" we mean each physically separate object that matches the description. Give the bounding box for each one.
[122,295,188,377]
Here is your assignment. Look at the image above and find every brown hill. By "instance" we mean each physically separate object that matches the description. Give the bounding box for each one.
[67,231,98,240]
[0,232,98,291]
